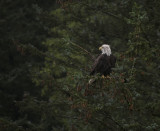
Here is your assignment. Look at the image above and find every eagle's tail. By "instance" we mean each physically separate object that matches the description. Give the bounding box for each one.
[88,78,96,85]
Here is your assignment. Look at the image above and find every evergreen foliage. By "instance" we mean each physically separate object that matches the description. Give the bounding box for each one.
[0,0,160,130]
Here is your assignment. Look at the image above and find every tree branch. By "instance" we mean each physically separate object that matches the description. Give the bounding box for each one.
[66,39,95,61]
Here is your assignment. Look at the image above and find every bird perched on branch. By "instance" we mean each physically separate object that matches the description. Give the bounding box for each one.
[89,44,116,84]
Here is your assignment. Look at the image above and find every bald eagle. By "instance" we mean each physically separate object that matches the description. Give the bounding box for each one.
[89,44,116,84]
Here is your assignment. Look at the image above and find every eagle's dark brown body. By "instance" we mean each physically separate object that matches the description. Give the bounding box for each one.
[90,54,116,76]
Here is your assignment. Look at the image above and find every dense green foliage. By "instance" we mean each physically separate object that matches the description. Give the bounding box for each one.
[0,0,160,130]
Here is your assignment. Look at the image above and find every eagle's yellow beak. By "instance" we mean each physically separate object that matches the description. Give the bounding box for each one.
[99,46,102,50]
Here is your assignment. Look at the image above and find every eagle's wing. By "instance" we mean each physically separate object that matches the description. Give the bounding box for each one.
[90,54,116,76]
[90,55,103,75]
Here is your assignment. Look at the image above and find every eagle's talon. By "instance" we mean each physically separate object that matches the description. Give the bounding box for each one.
[106,76,111,79]
[102,75,105,79]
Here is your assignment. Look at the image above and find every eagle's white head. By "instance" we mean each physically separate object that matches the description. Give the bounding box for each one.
[99,44,111,56]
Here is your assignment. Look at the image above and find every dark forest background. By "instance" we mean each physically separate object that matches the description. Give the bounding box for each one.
[0,0,160,130]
